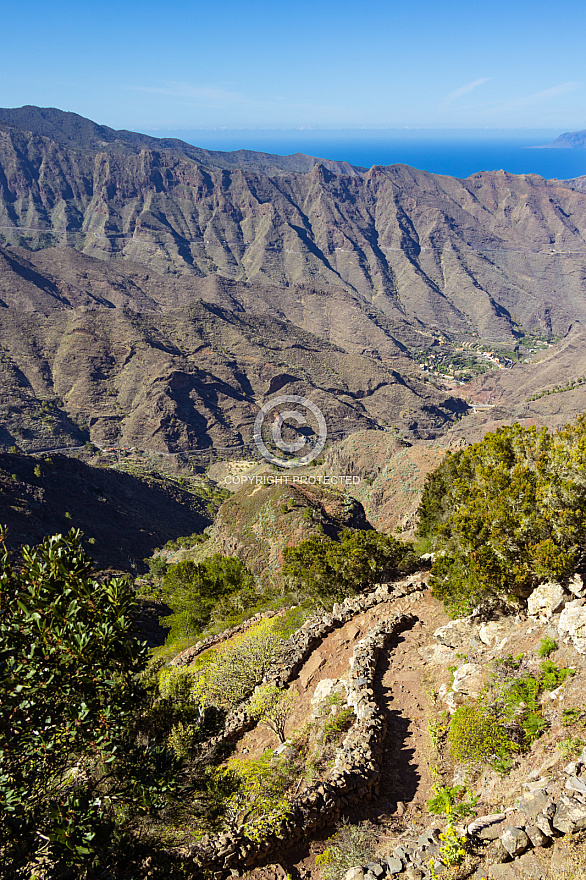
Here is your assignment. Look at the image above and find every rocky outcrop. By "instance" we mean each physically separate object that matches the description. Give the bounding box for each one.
[344,758,586,879]
[527,582,569,621]
[558,598,586,653]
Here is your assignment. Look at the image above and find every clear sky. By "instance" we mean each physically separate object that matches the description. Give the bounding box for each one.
[2,0,585,133]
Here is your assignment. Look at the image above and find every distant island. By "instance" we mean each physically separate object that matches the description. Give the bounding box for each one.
[542,127,586,148]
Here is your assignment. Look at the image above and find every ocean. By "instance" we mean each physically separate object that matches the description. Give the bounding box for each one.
[141,128,586,181]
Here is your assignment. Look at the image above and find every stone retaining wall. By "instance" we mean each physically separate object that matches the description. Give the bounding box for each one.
[191,610,416,875]
[343,757,586,879]
[200,574,427,749]
[171,608,287,668]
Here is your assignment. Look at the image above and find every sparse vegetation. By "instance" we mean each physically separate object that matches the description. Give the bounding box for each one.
[538,636,558,657]
[446,656,573,772]
[316,820,378,880]
[557,736,586,761]
[426,783,479,819]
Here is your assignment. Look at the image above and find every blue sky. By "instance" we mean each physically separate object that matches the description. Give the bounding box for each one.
[2,0,585,133]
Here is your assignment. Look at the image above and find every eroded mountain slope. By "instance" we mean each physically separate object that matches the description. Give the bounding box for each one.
[1,109,586,343]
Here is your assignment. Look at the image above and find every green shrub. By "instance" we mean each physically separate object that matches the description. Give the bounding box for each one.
[489,658,571,747]
[213,751,292,841]
[426,783,479,819]
[538,637,558,658]
[430,823,467,875]
[540,659,572,691]
[562,708,586,727]
[248,684,297,743]
[160,553,254,641]
[0,528,183,874]
[323,706,355,743]
[188,619,285,712]
[283,528,416,607]
[448,705,519,764]
[418,417,586,614]
[316,820,377,880]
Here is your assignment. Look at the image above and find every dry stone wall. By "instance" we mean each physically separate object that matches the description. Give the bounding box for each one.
[191,607,418,875]
[344,751,586,879]
[199,574,427,749]
[171,608,287,668]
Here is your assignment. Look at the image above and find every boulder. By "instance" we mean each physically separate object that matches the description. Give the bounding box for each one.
[311,678,345,711]
[433,618,474,649]
[565,775,586,796]
[419,643,458,665]
[500,827,530,858]
[344,869,364,880]
[298,650,326,687]
[553,794,586,833]
[567,573,586,598]
[535,813,555,837]
[488,851,548,879]
[451,663,485,698]
[518,789,551,819]
[467,812,507,838]
[558,599,586,653]
[483,839,511,866]
[527,582,568,620]
[525,824,549,847]
[386,857,403,875]
[479,621,506,646]
[416,829,441,848]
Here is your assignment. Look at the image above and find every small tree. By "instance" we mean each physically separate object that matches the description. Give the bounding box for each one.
[248,685,297,743]
[0,527,182,874]
[160,554,254,639]
[191,620,285,712]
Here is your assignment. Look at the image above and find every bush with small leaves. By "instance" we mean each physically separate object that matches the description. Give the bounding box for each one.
[448,705,519,765]
[212,751,292,841]
[189,619,285,712]
[0,527,184,876]
[160,553,254,641]
[283,528,417,607]
[418,416,586,614]
[426,783,479,820]
[315,820,377,880]
[538,637,558,658]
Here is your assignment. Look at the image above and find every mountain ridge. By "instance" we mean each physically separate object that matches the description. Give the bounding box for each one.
[1,108,586,344]
[1,106,586,454]
[0,105,362,176]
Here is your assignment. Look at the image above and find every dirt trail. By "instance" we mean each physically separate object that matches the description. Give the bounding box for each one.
[234,589,450,823]
[240,590,451,879]
[232,599,402,760]
[370,592,450,819]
